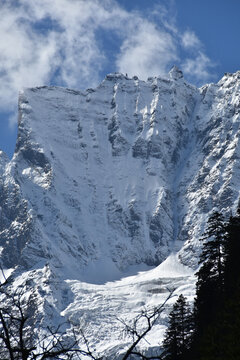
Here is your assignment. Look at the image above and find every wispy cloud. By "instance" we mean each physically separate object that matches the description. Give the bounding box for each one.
[116,22,178,79]
[181,30,202,49]
[0,0,215,125]
[181,52,216,83]
[180,30,216,83]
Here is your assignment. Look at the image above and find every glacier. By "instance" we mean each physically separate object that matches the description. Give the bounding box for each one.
[0,66,240,356]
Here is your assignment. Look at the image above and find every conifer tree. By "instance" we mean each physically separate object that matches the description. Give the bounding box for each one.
[185,207,240,359]
[199,211,226,286]
[162,295,193,360]
[194,210,226,337]
[211,207,240,359]
[224,207,240,295]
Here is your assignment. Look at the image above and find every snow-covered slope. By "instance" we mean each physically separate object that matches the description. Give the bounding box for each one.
[1,67,240,356]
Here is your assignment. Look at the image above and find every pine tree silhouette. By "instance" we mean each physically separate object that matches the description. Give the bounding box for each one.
[194,211,226,337]
[163,295,193,360]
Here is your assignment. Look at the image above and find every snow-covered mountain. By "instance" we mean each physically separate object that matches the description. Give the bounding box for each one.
[1,67,240,356]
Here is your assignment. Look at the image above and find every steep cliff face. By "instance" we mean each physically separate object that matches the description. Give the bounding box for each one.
[1,67,199,277]
[177,71,240,265]
[0,68,240,356]
[0,150,32,268]
[1,68,240,275]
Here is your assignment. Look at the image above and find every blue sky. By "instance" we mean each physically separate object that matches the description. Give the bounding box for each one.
[0,0,240,158]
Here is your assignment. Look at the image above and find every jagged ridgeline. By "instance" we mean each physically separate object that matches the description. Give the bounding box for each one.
[0,67,240,356]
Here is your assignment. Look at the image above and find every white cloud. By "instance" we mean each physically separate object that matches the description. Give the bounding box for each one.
[180,31,215,83]
[0,3,58,110]
[0,0,215,125]
[181,30,202,49]
[181,52,215,83]
[116,22,178,80]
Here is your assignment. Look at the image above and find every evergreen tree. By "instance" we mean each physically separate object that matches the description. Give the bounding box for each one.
[163,208,240,360]
[193,208,240,360]
[199,211,226,286]
[224,207,240,296]
[175,206,240,359]
[194,211,226,337]
[162,295,193,360]
[211,207,240,359]
[184,210,226,359]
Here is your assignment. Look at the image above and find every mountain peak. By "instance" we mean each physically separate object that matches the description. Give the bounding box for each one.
[1,69,240,356]
[169,65,184,80]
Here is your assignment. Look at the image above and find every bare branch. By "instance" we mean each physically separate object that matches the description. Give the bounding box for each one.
[121,290,174,360]
[0,265,8,287]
